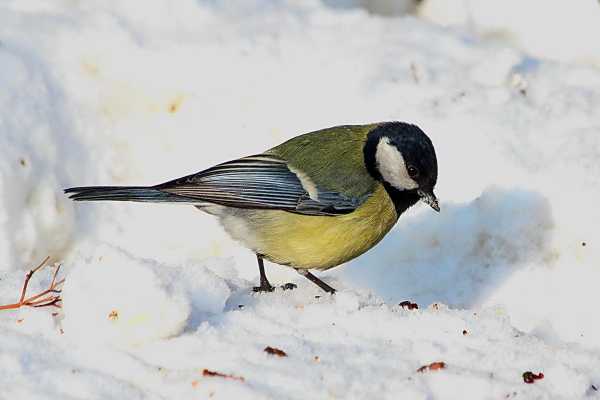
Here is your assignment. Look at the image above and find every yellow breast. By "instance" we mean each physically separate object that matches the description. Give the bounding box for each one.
[238,185,398,270]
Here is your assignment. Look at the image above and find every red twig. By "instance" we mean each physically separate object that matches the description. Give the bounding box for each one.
[0,257,65,311]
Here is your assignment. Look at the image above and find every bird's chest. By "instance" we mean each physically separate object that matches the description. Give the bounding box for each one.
[220,185,398,269]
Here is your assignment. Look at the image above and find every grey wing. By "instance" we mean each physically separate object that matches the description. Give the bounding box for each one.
[156,154,366,216]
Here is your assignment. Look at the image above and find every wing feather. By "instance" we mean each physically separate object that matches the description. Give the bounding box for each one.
[156,155,365,215]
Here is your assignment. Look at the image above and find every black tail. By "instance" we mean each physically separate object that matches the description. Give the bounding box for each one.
[64,186,195,203]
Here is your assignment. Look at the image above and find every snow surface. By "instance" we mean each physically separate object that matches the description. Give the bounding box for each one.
[1,1,600,399]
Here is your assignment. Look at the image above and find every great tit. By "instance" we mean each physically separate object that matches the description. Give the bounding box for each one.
[65,122,439,293]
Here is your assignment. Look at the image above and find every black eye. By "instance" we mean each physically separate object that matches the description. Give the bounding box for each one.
[407,165,419,178]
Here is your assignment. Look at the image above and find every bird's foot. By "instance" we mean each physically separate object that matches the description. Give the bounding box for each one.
[252,282,297,293]
[280,283,297,291]
[252,283,275,293]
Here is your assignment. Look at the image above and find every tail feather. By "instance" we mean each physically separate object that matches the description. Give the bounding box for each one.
[64,186,196,203]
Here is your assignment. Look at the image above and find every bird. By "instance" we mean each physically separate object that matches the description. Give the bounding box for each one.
[65,122,439,294]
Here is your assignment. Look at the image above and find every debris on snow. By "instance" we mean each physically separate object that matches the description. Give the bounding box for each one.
[264,346,288,357]
[522,371,544,384]
[399,301,419,310]
[417,361,447,373]
[202,369,245,382]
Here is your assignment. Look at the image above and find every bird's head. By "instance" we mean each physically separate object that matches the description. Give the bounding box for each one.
[364,122,439,212]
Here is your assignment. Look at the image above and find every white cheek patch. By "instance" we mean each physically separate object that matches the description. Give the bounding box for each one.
[375,137,418,190]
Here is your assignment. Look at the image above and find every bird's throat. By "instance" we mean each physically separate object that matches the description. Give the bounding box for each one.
[381,183,420,217]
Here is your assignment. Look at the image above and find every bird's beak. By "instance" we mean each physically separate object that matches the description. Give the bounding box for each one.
[417,189,440,212]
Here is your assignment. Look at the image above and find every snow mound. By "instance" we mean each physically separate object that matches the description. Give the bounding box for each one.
[345,186,554,306]
[62,243,230,345]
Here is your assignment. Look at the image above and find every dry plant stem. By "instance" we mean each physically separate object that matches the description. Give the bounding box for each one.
[0,256,65,311]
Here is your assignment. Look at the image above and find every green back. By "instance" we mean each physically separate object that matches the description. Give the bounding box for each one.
[266,124,380,199]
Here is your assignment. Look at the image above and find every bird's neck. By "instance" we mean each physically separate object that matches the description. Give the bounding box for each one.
[382,183,420,217]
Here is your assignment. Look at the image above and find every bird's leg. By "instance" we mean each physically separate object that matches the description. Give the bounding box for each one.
[252,255,298,292]
[296,269,336,294]
[253,254,275,293]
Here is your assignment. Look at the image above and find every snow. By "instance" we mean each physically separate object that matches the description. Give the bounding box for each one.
[1,1,600,398]
[419,0,600,66]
